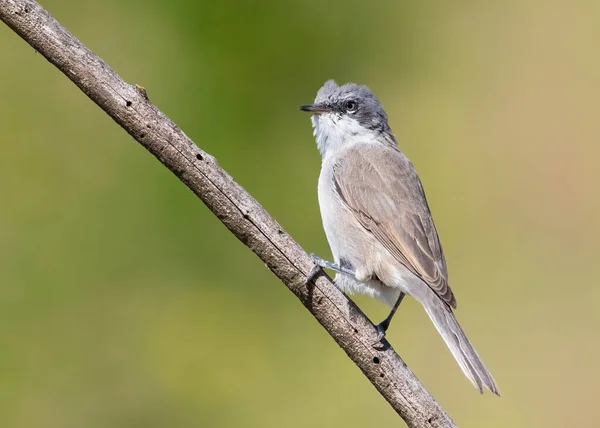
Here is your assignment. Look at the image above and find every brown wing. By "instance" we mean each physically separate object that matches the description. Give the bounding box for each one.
[333,144,456,308]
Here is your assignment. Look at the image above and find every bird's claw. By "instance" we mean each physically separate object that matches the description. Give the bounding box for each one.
[309,253,325,265]
[302,253,328,286]
[372,323,387,346]
[304,262,322,286]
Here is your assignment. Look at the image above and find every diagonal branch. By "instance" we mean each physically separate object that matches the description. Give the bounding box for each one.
[0,1,457,426]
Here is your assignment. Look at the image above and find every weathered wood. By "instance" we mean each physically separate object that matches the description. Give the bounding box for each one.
[0,1,457,426]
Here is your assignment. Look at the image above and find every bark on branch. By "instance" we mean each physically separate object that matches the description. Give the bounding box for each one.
[0,1,457,426]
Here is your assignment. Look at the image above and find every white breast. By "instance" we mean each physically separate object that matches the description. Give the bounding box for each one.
[316,147,402,307]
[317,155,343,261]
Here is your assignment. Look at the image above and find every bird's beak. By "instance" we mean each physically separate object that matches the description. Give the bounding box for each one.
[299,104,329,115]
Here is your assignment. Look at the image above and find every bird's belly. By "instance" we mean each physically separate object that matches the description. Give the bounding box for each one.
[317,172,356,265]
[317,169,401,306]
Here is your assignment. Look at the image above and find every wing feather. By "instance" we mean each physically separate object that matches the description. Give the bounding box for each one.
[333,144,456,308]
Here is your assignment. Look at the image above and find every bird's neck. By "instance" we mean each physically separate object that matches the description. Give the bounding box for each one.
[312,115,376,160]
[312,114,397,161]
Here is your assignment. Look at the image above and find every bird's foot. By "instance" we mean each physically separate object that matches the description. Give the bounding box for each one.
[304,261,323,286]
[304,253,355,286]
[309,254,355,277]
[371,292,404,347]
[372,319,391,346]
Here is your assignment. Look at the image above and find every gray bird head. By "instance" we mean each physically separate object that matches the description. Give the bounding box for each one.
[300,80,397,159]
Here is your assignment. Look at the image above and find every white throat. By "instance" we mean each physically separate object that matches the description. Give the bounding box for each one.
[311,113,378,160]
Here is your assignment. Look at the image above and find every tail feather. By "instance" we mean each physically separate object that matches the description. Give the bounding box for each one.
[420,291,500,395]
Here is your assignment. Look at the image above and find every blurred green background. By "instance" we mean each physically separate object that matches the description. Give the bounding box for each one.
[1,0,599,427]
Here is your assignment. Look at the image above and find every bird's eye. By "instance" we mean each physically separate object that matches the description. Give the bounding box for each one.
[344,100,357,112]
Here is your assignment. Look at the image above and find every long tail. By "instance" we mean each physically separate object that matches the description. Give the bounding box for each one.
[418,289,500,395]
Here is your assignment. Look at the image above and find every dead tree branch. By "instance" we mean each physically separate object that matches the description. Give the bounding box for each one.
[0,1,457,426]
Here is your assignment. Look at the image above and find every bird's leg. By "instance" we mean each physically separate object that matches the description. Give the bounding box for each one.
[304,253,356,285]
[311,254,356,276]
[305,256,404,345]
[374,292,405,344]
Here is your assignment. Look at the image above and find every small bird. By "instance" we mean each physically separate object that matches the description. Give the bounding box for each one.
[300,80,500,395]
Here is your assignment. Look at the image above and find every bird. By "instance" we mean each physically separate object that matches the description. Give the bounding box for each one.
[300,80,500,395]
